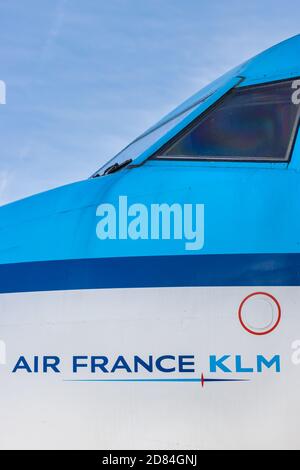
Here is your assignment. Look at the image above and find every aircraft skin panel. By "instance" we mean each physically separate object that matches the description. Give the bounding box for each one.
[0,161,300,263]
[0,286,299,450]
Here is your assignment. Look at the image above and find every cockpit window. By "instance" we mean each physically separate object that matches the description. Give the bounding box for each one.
[155,80,300,162]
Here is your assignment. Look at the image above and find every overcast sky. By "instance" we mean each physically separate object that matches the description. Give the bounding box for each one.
[0,0,300,205]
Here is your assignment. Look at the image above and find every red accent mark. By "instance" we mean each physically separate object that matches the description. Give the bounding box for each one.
[201,373,205,388]
[238,292,281,336]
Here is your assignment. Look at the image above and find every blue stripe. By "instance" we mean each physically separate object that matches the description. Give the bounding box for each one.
[0,253,299,294]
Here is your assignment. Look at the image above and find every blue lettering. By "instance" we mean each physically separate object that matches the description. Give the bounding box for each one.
[210,355,231,373]
[179,355,195,373]
[43,356,60,373]
[111,356,132,373]
[257,355,281,373]
[91,356,109,373]
[73,356,88,373]
[12,356,32,373]
[236,355,254,373]
[134,355,153,373]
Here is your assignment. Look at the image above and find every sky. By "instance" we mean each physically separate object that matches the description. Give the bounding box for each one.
[0,0,300,205]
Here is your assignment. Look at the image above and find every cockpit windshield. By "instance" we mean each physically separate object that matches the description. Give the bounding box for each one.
[156,79,300,162]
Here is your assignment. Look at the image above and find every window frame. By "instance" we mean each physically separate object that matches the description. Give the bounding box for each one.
[151,78,300,165]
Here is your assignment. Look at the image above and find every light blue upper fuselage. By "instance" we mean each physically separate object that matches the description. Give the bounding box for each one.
[0,35,300,272]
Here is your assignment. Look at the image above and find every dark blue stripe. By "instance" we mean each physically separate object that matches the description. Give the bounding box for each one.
[0,253,299,294]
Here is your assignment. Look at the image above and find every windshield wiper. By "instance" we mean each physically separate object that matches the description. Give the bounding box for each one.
[93,159,133,178]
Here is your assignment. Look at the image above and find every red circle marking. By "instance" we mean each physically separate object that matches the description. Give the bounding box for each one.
[238,292,281,336]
